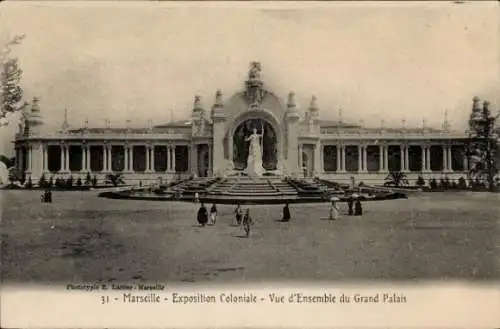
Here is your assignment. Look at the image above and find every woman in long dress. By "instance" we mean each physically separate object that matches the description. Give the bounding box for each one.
[234,204,242,225]
[210,203,218,225]
[282,203,291,222]
[329,200,340,220]
[197,203,209,227]
[242,209,254,237]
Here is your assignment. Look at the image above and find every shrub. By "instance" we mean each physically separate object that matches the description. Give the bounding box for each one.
[85,172,92,186]
[66,175,74,188]
[429,178,438,189]
[415,175,426,187]
[38,173,47,188]
[19,173,26,185]
[55,178,65,188]
[458,176,467,189]
[25,176,33,189]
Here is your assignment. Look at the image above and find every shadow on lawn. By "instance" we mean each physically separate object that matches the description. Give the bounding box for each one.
[60,228,124,258]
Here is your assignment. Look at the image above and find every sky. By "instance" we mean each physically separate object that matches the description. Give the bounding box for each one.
[0,1,499,155]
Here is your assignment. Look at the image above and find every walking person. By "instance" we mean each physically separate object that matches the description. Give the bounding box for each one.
[234,203,242,225]
[347,197,354,216]
[194,192,200,203]
[210,203,218,225]
[197,202,209,227]
[282,203,291,222]
[354,199,363,216]
[329,198,340,220]
[242,209,254,237]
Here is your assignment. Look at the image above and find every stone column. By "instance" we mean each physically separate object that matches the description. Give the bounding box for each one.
[442,145,447,172]
[420,145,425,172]
[186,145,191,175]
[166,145,171,172]
[336,145,341,172]
[320,145,324,173]
[341,145,346,173]
[86,145,91,172]
[383,145,389,172]
[129,146,134,172]
[102,144,107,172]
[151,145,156,172]
[66,145,70,172]
[171,145,176,172]
[378,145,384,172]
[190,144,198,176]
[43,145,48,172]
[208,144,213,176]
[400,145,405,172]
[426,146,431,172]
[145,145,151,172]
[60,144,65,172]
[314,142,321,175]
[108,145,113,172]
[357,145,363,172]
[124,145,129,172]
[298,144,303,168]
[27,145,32,173]
[404,144,409,172]
[447,146,453,172]
[362,145,368,172]
[81,145,86,172]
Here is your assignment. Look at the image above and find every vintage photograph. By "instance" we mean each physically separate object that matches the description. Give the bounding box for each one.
[1,2,499,285]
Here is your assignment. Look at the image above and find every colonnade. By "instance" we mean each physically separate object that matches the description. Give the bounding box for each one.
[21,143,181,174]
[318,143,467,173]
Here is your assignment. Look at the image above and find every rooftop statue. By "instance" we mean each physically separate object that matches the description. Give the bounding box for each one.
[248,61,262,80]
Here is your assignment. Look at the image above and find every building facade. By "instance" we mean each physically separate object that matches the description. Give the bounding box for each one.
[14,63,474,185]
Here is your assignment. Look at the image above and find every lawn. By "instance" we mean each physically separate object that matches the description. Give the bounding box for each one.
[1,190,499,284]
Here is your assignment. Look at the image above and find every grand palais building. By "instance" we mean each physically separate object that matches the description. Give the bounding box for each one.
[13,63,474,184]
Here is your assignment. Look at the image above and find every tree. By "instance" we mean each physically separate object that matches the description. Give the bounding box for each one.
[384,171,409,187]
[25,176,32,188]
[458,176,467,189]
[467,97,498,191]
[0,154,14,168]
[1,33,28,124]
[38,173,47,188]
[415,175,425,187]
[84,172,91,186]
[105,173,125,187]
[66,175,74,188]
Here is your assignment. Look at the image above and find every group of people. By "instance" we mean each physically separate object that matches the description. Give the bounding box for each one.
[195,193,362,236]
[197,203,218,226]
[196,201,255,237]
[329,195,363,220]
[40,189,53,203]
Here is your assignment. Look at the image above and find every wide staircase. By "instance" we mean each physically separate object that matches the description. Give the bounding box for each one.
[207,177,297,198]
[197,176,328,204]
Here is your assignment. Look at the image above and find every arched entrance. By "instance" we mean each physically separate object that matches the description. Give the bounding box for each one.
[232,118,278,171]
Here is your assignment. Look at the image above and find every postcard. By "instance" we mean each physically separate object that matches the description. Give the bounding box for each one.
[1,1,499,328]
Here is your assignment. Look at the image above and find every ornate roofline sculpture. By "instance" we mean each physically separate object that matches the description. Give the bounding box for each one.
[244,61,267,110]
